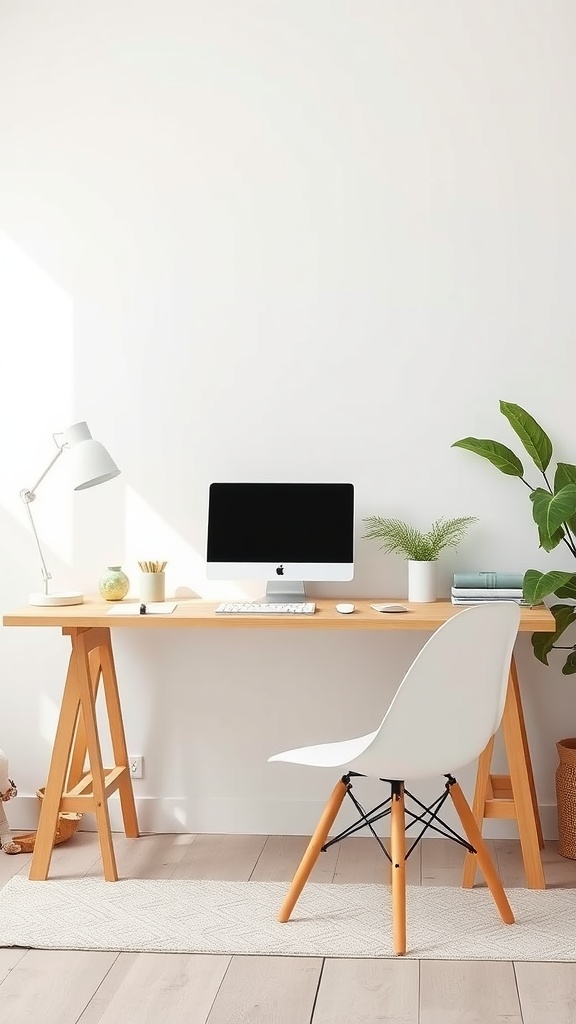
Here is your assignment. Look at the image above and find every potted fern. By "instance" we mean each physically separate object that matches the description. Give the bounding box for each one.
[362,516,478,602]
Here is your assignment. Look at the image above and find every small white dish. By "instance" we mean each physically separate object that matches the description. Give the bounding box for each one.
[371,603,408,613]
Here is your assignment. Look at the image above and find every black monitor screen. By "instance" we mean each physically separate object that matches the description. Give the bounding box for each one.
[207,483,354,563]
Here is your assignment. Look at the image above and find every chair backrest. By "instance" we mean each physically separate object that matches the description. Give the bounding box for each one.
[353,602,521,782]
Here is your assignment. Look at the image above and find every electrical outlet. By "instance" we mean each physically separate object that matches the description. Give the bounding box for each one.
[129,755,143,779]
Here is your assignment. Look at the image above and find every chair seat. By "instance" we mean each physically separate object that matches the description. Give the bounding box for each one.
[268,730,378,768]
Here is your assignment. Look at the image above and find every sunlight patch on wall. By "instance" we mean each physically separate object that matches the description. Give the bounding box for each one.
[124,487,250,599]
[0,230,74,565]
[172,805,188,828]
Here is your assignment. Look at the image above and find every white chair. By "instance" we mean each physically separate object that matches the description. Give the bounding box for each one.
[268,602,520,955]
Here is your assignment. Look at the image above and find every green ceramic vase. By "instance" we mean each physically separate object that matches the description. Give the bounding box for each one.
[98,566,129,601]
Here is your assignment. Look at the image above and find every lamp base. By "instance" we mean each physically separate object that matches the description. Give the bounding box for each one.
[29,591,84,607]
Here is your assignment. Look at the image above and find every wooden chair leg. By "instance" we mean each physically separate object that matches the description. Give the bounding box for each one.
[449,779,514,924]
[390,782,407,956]
[462,735,494,888]
[278,777,348,923]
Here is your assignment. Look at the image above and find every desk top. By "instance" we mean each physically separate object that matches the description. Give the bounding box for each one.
[2,598,554,632]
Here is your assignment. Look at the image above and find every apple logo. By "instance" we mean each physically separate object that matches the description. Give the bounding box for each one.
[276,565,284,576]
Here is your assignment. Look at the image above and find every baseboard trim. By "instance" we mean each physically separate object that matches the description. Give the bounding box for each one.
[7,795,561,841]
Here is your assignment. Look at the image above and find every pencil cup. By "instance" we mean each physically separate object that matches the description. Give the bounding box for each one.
[139,572,165,603]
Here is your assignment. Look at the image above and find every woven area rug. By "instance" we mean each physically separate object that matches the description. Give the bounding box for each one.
[1,876,575,960]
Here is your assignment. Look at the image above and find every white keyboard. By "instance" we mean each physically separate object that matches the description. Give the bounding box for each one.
[215,602,316,615]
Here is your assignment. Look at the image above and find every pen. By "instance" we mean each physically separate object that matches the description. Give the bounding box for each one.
[139,603,147,615]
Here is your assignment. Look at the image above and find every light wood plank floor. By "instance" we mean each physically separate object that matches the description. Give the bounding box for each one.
[1,830,575,1023]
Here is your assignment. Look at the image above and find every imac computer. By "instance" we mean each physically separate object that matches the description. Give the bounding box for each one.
[206,482,354,603]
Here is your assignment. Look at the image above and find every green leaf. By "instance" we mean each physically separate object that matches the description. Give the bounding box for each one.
[562,650,576,675]
[499,401,553,472]
[530,484,576,538]
[452,438,524,476]
[555,576,576,600]
[531,631,555,666]
[546,484,576,535]
[554,463,576,490]
[549,603,576,641]
[530,488,551,520]
[531,605,576,665]
[537,523,565,552]
[555,465,576,537]
[530,490,564,550]
[523,569,575,604]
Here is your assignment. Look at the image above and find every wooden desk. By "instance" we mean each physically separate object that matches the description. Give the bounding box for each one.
[3,598,553,885]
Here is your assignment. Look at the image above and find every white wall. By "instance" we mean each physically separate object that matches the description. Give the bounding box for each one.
[1,0,575,839]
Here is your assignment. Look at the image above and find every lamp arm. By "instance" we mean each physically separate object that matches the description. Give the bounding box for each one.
[22,443,64,500]
[22,501,52,592]
[20,442,65,597]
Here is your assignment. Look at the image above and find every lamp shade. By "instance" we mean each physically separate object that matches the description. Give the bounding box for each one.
[61,421,120,491]
[69,440,120,490]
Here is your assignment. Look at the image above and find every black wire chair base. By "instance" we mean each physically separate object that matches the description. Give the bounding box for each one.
[321,773,475,863]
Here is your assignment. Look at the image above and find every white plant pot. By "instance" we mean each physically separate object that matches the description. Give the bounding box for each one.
[408,560,437,603]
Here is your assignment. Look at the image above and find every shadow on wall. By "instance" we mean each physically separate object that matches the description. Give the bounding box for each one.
[0,229,75,576]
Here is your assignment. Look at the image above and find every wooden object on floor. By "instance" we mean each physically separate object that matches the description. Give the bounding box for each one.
[277,777,348,923]
[448,779,514,923]
[28,626,139,882]
[462,654,545,890]
[3,598,553,884]
[390,782,407,955]
[13,787,81,852]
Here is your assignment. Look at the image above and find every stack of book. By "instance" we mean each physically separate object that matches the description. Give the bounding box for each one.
[451,572,526,605]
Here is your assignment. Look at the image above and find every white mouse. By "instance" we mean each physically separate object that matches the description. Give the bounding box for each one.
[335,602,355,614]
[371,603,408,613]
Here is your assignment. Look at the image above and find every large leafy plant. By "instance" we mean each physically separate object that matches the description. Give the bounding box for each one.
[453,401,576,674]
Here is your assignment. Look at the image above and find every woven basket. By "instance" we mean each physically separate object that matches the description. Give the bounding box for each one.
[556,738,576,859]
[12,788,82,854]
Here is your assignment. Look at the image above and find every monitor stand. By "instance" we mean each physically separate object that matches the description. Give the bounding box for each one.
[263,580,307,604]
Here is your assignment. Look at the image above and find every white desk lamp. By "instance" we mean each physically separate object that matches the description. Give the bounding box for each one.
[20,421,120,606]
